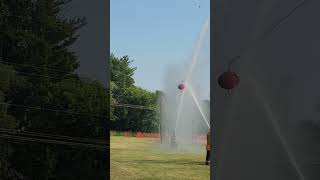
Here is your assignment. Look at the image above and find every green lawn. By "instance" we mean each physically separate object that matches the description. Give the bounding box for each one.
[111,136,210,180]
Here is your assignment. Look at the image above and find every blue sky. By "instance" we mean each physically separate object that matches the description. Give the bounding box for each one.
[111,0,210,91]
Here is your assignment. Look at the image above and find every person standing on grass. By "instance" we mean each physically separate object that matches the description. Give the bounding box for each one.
[205,130,211,165]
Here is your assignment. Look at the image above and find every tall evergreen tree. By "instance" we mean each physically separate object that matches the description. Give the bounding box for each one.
[0,1,108,179]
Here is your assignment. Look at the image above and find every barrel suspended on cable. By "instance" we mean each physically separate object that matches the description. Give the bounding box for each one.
[178,83,185,91]
[218,56,240,95]
[218,71,240,90]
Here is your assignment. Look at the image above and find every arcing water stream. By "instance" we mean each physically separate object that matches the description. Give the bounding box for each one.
[161,16,210,148]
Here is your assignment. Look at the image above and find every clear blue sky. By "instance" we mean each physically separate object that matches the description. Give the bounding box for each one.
[111,0,210,91]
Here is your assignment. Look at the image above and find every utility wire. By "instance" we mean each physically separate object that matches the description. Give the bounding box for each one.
[0,80,157,110]
[0,70,156,111]
[0,133,107,150]
[0,102,108,118]
[111,103,156,111]
[0,66,87,82]
[266,0,306,35]
[0,59,77,74]
[0,59,97,80]
[0,66,105,88]
[0,127,107,145]
[0,66,69,80]
[1,102,156,118]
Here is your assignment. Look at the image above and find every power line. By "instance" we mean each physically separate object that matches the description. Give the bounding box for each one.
[0,59,76,74]
[0,66,68,80]
[0,66,81,82]
[0,79,157,111]
[0,69,155,111]
[0,59,99,80]
[0,128,107,145]
[1,102,156,118]
[267,0,306,35]
[0,65,156,111]
[0,66,106,88]
[111,103,156,111]
[0,133,108,150]
[0,102,108,118]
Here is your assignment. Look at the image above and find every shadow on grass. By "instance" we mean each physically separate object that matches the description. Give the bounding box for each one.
[115,159,208,166]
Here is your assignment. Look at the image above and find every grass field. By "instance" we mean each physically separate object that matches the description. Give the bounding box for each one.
[111,136,210,180]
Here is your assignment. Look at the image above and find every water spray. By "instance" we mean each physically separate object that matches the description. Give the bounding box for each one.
[175,16,210,132]
[187,84,210,128]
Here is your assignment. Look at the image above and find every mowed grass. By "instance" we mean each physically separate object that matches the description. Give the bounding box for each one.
[111,136,210,180]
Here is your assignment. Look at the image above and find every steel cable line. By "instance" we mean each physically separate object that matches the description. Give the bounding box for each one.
[0,59,98,80]
[0,127,107,145]
[0,66,101,85]
[0,102,155,118]
[263,0,306,36]
[0,85,155,111]
[0,59,79,75]
[0,73,155,113]
[111,103,156,111]
[0,68,107,91]
[0,102,108,118]
[0,133,108,150]
[0,66,70,80]
[0,85,156,111]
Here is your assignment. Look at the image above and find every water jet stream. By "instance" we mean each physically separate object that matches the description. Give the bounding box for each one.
[175,16,210,131]
[187,83,210,128]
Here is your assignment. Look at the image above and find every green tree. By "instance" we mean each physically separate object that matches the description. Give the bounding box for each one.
[110,53,136,130]
[110,53,136,99]
[110,53,160,132]
[121,86,159,132]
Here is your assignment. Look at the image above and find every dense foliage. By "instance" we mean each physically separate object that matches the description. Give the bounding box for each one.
[110,53,160,133]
